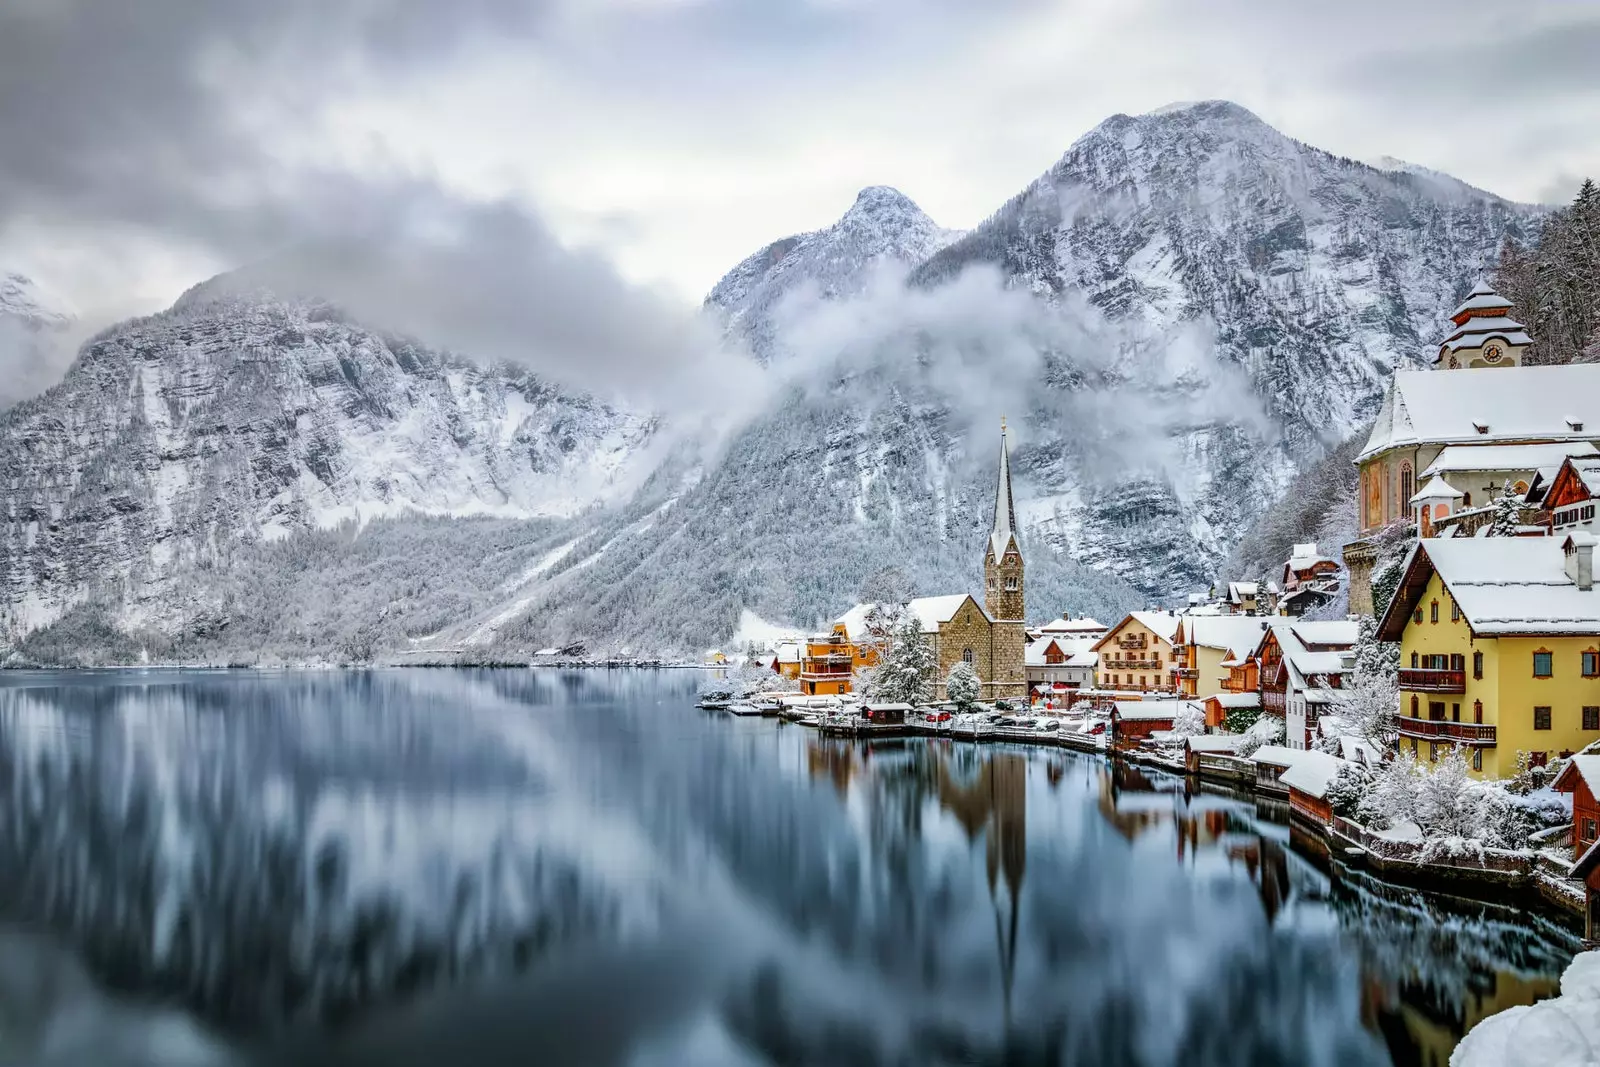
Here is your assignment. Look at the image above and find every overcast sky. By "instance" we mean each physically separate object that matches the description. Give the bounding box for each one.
[2,0,1597,326]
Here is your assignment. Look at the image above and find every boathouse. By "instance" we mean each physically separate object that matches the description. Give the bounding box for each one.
[1277,750,1343,826]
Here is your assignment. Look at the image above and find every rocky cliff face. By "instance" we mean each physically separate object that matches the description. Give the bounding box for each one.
[0,282,652,637]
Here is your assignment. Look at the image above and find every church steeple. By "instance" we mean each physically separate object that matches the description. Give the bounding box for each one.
[985,419,1024,623]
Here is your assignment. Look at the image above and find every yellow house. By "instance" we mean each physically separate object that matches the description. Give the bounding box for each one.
[798,604,885,696]
[1173,616,1270,699]
[1376,534,1600,778]
[1092,612,1182,693]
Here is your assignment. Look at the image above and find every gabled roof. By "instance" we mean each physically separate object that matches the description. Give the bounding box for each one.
[1421,441,1599,479]
[1547,456,1600,510]
[1410,475,1464,504]
[1208,692,1260,709]
[1178,616,1269,657]
[1250,745,1304,768]
[906,594,984,634]
[1359,364,1600,461]
[833,603,875,641]
[1113,699,1197,721]
[1377,538,1600,640]
[1278,750,1345,799]
[1094,611,1181,651]
[1554,754,1600,798]
[1226,581,1258,603]
[1185,735,1243,753]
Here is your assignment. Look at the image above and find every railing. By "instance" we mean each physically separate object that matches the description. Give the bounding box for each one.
[801,667,853,678]
[1398,667,1466,693]
[1115,658,1164,670]
[1175,667,1198,679]
[1392,714,1496,745]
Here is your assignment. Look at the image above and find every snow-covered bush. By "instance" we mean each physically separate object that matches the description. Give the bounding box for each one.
[1507,751,1556,795]
[1236,715,1283,757]
[944,660,981,707]
[1325,763,1370,819]
[1357,754,1424,830]
[1414,748,1481,839]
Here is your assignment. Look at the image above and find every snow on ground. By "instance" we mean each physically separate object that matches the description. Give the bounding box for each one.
[728,609,807,650]
[1451,950,1600,1066]
[462,538,583,646]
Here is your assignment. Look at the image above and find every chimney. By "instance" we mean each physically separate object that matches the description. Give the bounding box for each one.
[1565,533,1596,591]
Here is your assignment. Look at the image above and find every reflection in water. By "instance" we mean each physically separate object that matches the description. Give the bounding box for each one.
[0,669,1580,1066]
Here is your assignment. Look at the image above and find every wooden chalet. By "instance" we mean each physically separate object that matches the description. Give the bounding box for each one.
[1543,455,1600,535]
[1555,752,1600,938]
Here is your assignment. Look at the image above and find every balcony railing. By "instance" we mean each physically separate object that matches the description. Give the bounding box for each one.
[1175,667,1199,679]
[1114,658,1164,670]
[1398,668,1466,694]
[1393,714,1496,745]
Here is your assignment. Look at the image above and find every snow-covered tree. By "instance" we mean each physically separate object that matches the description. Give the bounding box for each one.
[1357,753,1424,830]
[1172,702,1206,737]
[1415,747,1481,839]
[868,613,936,705]
[944,660,981,707]
[1236,715,1283,757]
[1325,763,1370,818]
[1485,480,1522,537]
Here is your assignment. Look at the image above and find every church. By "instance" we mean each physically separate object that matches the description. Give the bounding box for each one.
[906,422,1029,701]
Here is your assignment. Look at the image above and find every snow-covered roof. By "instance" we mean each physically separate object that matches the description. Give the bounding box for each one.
[989,423,1020,561]
[1303,689,1349,706]
[906,594,982,633]
[1422,441,1599,479]
[1387,538,1600,637]
[1285,544,1335,573]
[1113,699,1196,721]
[1179,616,1269,655]
[1131,611,1181,643]
[1226,581,1258,603]
[1184,735,1243,753]
[1037,615,1107,635]
[1209,692,1260,709]
[1065,648,1099,668]
[1250,745,1304,768]
[775,641,802,664]
[1555,754,1600,798]
[1025,637,1059,667]
[833,603,875,642]
[1447,280,1513,320]
[1560,457,1600,498]
[1278,750,1345,799]
[1410,474,1464,504]
[1359,364,1600,461]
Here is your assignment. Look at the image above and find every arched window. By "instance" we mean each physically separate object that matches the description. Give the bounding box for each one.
[1410,695,1419,718]
[1463,491,1472,507]
[1400,462,1413,510]
[1004,575,1018,591]
[961,648,975,666]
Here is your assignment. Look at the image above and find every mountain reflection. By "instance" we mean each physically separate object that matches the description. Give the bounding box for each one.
[0,669,1581,1066]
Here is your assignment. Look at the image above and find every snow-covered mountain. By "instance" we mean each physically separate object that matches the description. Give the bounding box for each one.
[0,272,75,411]
[0,103,1546,657]
[706,184,961,362]
[0,279,653,637]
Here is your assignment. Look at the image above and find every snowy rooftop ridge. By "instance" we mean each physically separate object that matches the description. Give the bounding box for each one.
[1384,538,1600,637]
[1421,441,1599,479]
[1360,364,1600,461]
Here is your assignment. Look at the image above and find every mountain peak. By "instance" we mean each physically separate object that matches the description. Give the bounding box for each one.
[1142,99,1264,124]
[848,185,925,215]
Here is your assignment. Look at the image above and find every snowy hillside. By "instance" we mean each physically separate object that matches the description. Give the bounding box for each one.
[706,185,961,363]
[0,280,653,638]
[0,272,74,411]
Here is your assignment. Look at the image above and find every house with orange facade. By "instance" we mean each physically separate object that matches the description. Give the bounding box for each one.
[798,604,885,696]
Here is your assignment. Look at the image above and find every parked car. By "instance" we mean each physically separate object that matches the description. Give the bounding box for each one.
[1034,720,1061,732]
[986,713,1008,725]
[924,710,953,722]
[1088,722,1107,735]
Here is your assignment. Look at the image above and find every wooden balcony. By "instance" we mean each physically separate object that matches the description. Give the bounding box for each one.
[1393,714,1496,746]
[1398,668,1466,694]
[1117,658,1164,670]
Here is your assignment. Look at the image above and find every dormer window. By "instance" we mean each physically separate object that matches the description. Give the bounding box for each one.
[1568,417,1585,432]
[1472,420,1490,435]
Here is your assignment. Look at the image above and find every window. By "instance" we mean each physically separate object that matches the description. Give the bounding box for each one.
[1534,651,1553,678]
[1452,703,1461,722]
[1410,695,1420,718]
[1140,676,1148,688]
[1472,749,1482,772]
[1414,608,1424,625]
[1474,699,1483,724]
[1473,651,1483,679]
[1463,492,1472,507]
[1584,651,1600,678]
[1411,652,1420,668]
[1534,706,1552,730]
[1004,576,1018,591]
[961,648,975,666]
[1585,818,1598,843]
[1450,653,1465,673]
[1585,706,1600,731]
[1451,602,1460,622]
[1430,600,1439,624]
[1429,701,1445,721]
[1400,463,1413,508]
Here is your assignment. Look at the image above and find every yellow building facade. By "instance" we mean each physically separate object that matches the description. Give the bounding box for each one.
[1377,537,1600,778]
[1092,612,1182,693]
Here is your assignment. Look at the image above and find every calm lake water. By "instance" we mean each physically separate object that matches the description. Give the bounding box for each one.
[0,668,1580,1067]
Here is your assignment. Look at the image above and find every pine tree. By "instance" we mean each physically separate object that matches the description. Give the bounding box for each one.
[1486,480,1522,537]
[868,613,936,705]
[944,660,981,707]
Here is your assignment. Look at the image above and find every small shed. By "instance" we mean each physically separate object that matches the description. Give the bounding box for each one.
[1250,745,1304,796]
[1204,691,1260,730]
[1110,699,1189,752]
[1183,734,1243,774]
[1278,750,1344,826]
[862,703,912,726]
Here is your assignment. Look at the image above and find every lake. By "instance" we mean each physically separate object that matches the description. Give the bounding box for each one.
[0,668,1580,1066]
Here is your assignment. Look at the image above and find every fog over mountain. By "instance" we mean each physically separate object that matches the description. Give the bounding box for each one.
[1,102,1542,661]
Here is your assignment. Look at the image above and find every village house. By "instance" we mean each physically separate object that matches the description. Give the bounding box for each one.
[1256,620,1357,751]
[1556,750,1600,938]
[1344,283,1600,612]
[1109,699,1198,753]
[1278,543,1341,616]
[1025,634,1098,706]
[1173,616,1269,700]
[1376,534,1600,778]
[797,604,885,696]
[1541,454,1600,536]
[1092,612,1182,693]
[773,641,802,681]
[1031,615,1109,642]
[1250,745,1305,798]
[1223,581,1264,615]
[1412,441,1600,536]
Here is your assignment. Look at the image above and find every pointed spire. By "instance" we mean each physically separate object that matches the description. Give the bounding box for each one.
[991,418,1019,558]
